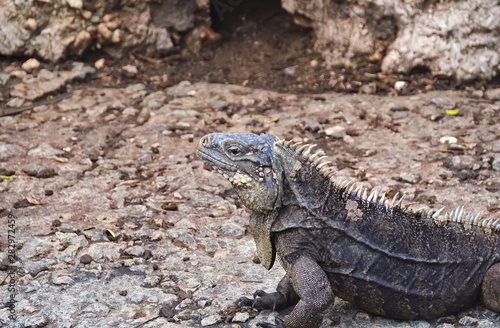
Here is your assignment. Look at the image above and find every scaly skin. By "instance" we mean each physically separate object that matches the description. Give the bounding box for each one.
[197,132,500,328]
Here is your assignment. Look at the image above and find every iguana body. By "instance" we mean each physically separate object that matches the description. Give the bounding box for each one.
[197,132,500,328]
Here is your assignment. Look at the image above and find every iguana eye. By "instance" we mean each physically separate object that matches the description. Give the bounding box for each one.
[227,146,242,156]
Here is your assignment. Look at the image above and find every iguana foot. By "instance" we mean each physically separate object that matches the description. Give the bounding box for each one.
[258,317,288,328]
[236,290,288,311]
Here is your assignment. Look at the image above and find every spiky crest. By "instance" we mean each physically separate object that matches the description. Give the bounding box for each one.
[275,139,500,232]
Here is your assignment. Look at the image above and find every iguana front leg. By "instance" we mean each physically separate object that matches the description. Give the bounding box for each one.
[239,256,333,328]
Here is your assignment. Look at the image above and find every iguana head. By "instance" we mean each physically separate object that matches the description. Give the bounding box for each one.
[197,133,281,213]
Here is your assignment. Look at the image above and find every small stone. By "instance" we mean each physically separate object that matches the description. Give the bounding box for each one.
[439,136,458,144]
[80,254,92,264]
[343,135,354,144]
[7,97,25,107]
[67,0,83,8]
[0,142,25,160]
[325,126,346,138]
[73,30,91,50]
[219,222,245,236]
[97,23,112,41]
[485,88,500,100]
[471,89,484,98]
[398,173,421,184]
[151,230,163,241]
[359,82,377,94]
[459,316,478,326]
[355,311,372,322]
[201,315,222,326]
[492,154,500,172]
[310,59,319,68]
[51,271,74,285]
[111,29,121,43]
[232,312,250,323]
[28,142,64,158]
[124,246,145,257]
[23,18,37,31]
[23,314,49,327]
[80,302,110,315]
[94,58,105,70]
[21,58,41,71]
[123,107,139,116]
[394,80,408,91]
[142,274,162,288]
[122,65,138,76]
[130,293,146,304]
[81,10,92,20]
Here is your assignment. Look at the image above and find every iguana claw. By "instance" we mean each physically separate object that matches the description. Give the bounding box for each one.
[236,291,287,311]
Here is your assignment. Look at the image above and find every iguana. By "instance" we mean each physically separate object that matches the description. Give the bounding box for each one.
[197,132,500,328]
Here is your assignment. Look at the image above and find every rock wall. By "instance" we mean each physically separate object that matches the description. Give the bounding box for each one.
[282,0,500,80]
[0,0,206,62]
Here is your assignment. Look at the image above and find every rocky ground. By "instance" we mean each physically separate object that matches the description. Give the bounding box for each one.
[0,58,499,328]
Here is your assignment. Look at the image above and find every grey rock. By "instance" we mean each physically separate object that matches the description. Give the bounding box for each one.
[51,271,74,285]
[219,222,246,236]
[23,314,49,327]
[84,243,121,261]
[492,155,500,172]
[0,142,24,161]
[232,312,250,323]
[129,293,146,304]
[485,88,500,101]
[201,314,222,326]
[398,173,421,184]
[80,302,110,316]
[124,246,145,257]
[28,142,64,159]
[282,0,500,80]
[459,316,478,326]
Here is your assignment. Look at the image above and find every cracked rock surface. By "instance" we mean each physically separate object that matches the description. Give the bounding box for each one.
[0,79,499,327]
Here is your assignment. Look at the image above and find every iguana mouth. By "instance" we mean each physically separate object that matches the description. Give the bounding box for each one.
[197,149,238,172]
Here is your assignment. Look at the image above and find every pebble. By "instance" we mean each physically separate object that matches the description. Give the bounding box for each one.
[23,314,49,327]
[28,142,64,159]
[21,58,41,71]
[23,18,37,31]
[324,125,346,138]
[81,10,92,20]
[98,23,112,41]
[439,136,458,144]
[359,82,377,94]
[124,246,145,257]
[232,312,250,322]
[130,293,146,304]
[398,173,421,184]
[492,154,500,172]
[94,58,106,69]
[355,311,372,322]
[122,64,138,76]
[66,0,83,9]
[201,314,222,326]
[394,81,408,91]
[459,316,478,326]
[142,275,162,288]
[80,254,93,264]
[80,302,110,315]
[0,142,25,161]
[219,222,245,236]
[111,29,121,43]
[6,97,25,107]
[485,88,500,100]
[51,271,74,285]
[73,30,91,49]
